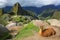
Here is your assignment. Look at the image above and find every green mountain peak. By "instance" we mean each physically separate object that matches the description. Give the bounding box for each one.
[12,2,22,15]
[8,2,37,19]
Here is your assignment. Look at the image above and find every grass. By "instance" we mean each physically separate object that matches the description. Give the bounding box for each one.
[15,22,39,40]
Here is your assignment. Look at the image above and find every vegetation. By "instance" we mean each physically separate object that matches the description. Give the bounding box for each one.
[12,15,21,26]
[12,15,31,25]
[38,8,54,20]
[0,14,11,26]
[9,2,37,19]
[26,10,37,18]
[0,19,7,26]
[0,9,4,16]
[12,2,20,15]
[0,16,8,26]
[15,22,39,40]
[0,2,60,40]
[52,10,60,19]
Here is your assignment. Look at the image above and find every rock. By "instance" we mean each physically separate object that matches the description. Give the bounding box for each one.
[8,26,21,36]
[47,19,60,27]
[32,20,49,28]
[6,22,16,29]
[0,24,9,39]
[6,22,22,36]
[0,24,9,34]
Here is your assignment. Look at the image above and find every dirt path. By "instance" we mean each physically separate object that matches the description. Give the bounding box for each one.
[20,34,60,40]
[19,20,60,40]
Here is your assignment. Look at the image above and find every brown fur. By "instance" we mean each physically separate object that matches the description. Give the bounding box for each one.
[39,28,56,37]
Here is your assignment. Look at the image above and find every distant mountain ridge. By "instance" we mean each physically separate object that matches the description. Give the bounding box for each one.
[2,2,60,19]
[3,5,60,14]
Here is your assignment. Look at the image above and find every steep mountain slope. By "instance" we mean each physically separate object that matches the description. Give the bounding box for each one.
[52,10,60,19]
[0,8,4,16]
[8,2,37,18]
[12,2,22,15]
[23,5,60,15]
[3,6,12,13]
[38,8,60,20]
[38,8,55,20]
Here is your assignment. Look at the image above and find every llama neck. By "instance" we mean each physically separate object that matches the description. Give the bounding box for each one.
[39,29,43,35]
[39,26,43,35]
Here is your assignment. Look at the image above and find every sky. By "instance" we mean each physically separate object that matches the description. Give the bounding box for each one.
[0,0,60,8]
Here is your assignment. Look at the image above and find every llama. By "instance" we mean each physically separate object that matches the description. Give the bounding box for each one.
[39,26,56,37]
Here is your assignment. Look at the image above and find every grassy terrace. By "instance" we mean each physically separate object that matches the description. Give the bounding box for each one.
[15,22,39,40]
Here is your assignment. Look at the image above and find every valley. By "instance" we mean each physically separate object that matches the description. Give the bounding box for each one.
[0,2,60,40]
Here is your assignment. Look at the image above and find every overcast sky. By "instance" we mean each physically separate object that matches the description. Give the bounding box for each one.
[0,0,60,8]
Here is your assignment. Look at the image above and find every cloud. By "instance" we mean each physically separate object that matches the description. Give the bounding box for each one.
[7,0,19,6]
[0,0,7,8]
[18,0,60,7]
[19,0,56,7]
[0,0,60,8]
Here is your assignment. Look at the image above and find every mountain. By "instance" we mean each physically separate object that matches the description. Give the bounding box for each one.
[23,5,60,15]
[12,2,22,15]
[38,8,55,19]
[3,6,12,13]
[38,8,60,20]
[6,2,37,18]
[3,3,60,19]
[3,4,60,15]
[23,7,40,15]
[0,8,4,16]
[52,10,60,19]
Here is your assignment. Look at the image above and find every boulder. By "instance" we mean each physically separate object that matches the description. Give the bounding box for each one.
[32,20,49,28]
[0,24,9,35]
[47,19,60,27]
[9,26,21,36]
[0,24,9,39]
[6,22,16,29]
